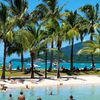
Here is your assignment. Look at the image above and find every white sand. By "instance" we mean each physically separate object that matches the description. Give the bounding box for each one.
[0,75,100,89]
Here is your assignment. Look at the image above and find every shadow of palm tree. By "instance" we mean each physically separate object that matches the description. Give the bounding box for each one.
[60,76,86,81]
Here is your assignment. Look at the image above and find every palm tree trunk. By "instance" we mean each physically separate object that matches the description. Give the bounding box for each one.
[91,54,95,67]
[30,51,34,78]
[90,34,95,68]
[45,46,47,79]
[70,38,74,71]
[57,47,60,78]
[21,50,24,71]
[48,42,53,72]
[1,42,7,79]
[37,51,40,58]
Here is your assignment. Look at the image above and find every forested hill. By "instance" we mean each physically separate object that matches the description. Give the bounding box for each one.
[61,42,83,57]
[61,42,100,63]
[9,42,100,63]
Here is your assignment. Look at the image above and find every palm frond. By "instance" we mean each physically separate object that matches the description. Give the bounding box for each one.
[79,5,95,20]
[6,31,13,43]
[78,33,100,55]
[5,0,28,16]
[77,47,94,55]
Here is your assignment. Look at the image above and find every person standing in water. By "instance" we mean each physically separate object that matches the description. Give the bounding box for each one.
[37,97,42,100]
[18,92,25,100]
[68,95,74,100]
[9,94,13,100]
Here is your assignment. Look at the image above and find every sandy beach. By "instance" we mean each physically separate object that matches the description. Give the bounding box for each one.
[0,75,100,89]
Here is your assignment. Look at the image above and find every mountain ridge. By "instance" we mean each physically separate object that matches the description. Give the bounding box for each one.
[61,42,100,62]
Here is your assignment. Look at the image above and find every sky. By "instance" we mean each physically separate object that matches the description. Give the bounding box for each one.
[0,0,100,59]
[27,0,100,12]
[27,0,100,47]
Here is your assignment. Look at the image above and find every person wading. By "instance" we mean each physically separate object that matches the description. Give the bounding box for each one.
[18,92,25,100]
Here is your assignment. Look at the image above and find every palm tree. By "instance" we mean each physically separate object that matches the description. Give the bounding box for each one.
[41,31,49,79]
[26,23,48,78]
[78,32,100,68]
[63,10,81,71]
[55,23,65,78]
[79,3,100,67]
[39,42,48,79]
[44,44,48,79]
[0,3,16,79]
[5,0,28,71]
[7,29,31,66]
[45,20,65,78]
[34,0,65,72]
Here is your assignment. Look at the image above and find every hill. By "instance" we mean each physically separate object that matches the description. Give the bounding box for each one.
[61,42,100,63]
[61,42,83,57]
[9,42,100,63]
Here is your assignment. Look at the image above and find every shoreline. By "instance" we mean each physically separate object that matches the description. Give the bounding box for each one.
[0,75,100,89]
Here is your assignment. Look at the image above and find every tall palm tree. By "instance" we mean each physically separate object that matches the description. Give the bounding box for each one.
[79,3,100,68]
[34,0,65,72]
[7,29,31,65]
[26,23,48,78]
[0,3,16,79]
[5,0,28,71]
[45,20,65,78]
[41,30,49,79]
[44,44,48,79]
[63,10,81,70]
[55,22,65,78]
[39,41,48,79]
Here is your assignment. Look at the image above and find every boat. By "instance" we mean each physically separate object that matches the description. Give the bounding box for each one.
[27,63,40,68]
[53,63,58,66]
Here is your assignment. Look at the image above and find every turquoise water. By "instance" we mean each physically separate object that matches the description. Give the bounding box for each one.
[0,55,100,69]
[0,60,100,70]
[12,61,100,70]
[0,85,100,100]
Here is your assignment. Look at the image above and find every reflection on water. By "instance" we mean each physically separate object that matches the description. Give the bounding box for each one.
[0,85,100,100]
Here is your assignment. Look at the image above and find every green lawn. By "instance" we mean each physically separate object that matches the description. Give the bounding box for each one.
[0,70,100,78]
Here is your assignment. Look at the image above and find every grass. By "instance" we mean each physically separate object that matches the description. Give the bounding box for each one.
[0,70,30,77]
[0,70,100,78]
[78,70,100,75]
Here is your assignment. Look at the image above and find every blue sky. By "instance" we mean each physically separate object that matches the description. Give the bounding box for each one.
[0,0,99,13]
[0,0,100,59]
[28,0,99,44]
[27,0,100,12]
[27,0,100,47]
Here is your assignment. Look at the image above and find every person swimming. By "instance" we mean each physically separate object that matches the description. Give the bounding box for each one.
[9,94,13,100]
[49,91,53,95]
[18,92,25,100]
[37,97,42,100]
[68,95,74,100]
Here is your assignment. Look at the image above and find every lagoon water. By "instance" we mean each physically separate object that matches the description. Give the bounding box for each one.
[0,85,100,100]
[9,61,100,70]
[0,58,100,70]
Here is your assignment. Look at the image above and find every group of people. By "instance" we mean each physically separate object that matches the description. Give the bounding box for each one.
[49,91,74,100]
[9,92,42,100]
[8,91,74,100]
[9,92,25,100]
